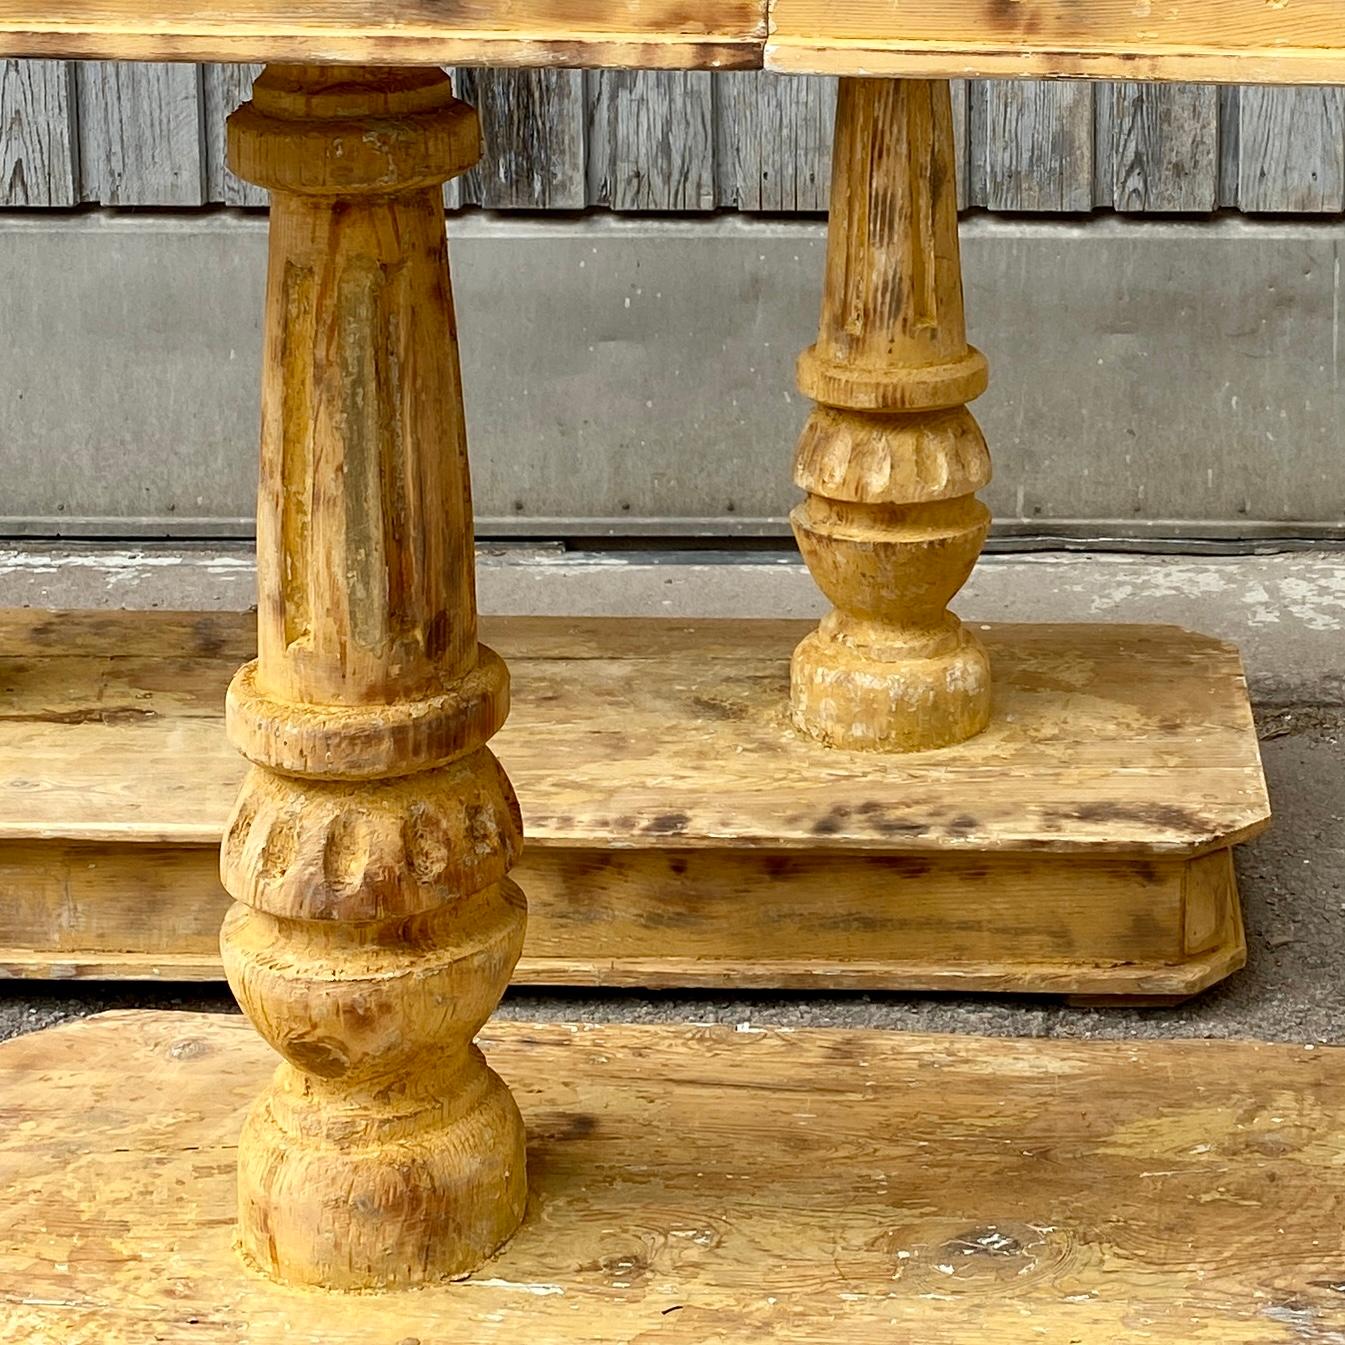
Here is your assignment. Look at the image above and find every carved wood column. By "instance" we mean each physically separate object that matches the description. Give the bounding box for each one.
[218,65,527,1290]
[791,78,992,752]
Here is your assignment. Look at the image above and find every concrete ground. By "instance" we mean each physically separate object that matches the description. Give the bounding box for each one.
[1,544,1342,1047]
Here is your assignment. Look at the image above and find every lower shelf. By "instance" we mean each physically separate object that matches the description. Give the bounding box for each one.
[0,610,1269,997]
[1,1011,1338,1342]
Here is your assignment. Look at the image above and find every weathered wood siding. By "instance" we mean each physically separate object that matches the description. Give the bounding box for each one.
[2,63,1343,212]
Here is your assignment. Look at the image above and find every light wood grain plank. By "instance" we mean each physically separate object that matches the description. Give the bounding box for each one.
[0,0,766,68]
[75,61,205,205]
[0,837,1248,995]
[0,58,75,204]
[1237,86,1345,213]
[0,613,1269,855]
[1111,83,1218,213]
[768,0,1345,84]
[2,1010,1344,1342]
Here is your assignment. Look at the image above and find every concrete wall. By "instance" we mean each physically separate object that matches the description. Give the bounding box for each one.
[1,212,1341,541]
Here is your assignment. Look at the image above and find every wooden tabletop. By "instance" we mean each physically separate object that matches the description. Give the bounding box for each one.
[1,0,1342,81]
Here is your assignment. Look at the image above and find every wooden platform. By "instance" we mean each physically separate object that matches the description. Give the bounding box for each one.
[2,0,1343,81]
[3,1009,1343,1342]
[0,611,1268,997]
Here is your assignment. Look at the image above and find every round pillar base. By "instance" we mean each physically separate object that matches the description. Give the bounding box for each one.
[235,1056,528,1291]
[790,625,992,753]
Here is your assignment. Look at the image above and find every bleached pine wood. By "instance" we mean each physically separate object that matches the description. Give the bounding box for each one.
[791,78,992,751]
[4,1009,1345,1344]
[767,0,1345,84]
[217,64,527,1290]
[0,614,1270,854]
[7,0,1345,80]
[0,58,75,204]
[0,613,1271,851]
[0,840,1249,997]
[0,0,764,67]
[0,610,1266,997]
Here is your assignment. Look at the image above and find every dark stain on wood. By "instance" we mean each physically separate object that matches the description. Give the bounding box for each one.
[691,695,747,722]
[644,812,690,836]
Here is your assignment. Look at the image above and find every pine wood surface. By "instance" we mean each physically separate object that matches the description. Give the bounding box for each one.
[0,839,1248,995]
[0,608,1262,995]
[0,610,1268,857]
[768,1,1345,84]
[4,1,1345,78]
[0,0,766,68]
[3,1008,1344,1343]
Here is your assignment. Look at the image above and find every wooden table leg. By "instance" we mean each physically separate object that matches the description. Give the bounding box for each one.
[217,65,527,1290]
[791,77,992,752]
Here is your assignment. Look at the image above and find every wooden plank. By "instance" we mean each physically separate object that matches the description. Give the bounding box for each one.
[1217,86,1242,207]
[587,69,716,210]
[714,74,964,214]
[202,63,266,206]
[0,0,765,68]
[972,81,1094,212]
[1237,86,1345,213]
[0,59,75,205]
[6,1010,1345,1342]
[0,613,1270,854]
[767,0,1345,84]
[1110,83,1219,213]
[0,838,1247,997]
[716,70,835,212]
[75,61,205,205]
[454,68,586,209]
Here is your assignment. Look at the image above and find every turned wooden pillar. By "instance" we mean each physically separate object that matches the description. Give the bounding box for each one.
[218,65,527,1290]
[791,78,992,752]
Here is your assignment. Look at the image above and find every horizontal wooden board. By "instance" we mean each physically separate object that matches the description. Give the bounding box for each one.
[0,0,765,67]
[0,611,1269,855]
[5,1010,1345,1343]
[769,0,1345,83]
[0,839,1247,995]
[4,1,1344,77]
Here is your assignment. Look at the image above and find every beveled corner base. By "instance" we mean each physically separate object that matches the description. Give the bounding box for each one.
[0,611,1268,1001]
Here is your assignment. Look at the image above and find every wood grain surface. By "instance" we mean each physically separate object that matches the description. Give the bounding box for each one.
[0,0,765,68]
[2,1009,1343,1343]
[4,0,1344,78]
[0,608,1262,995]
[0,838,1249,996]
[0,611,1269,855]
[769,0,1345,83]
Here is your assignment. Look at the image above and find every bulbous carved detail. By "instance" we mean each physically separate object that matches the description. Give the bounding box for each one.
[220,749,522,921]
[222,884,526,1084]
[790,77,994,753]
